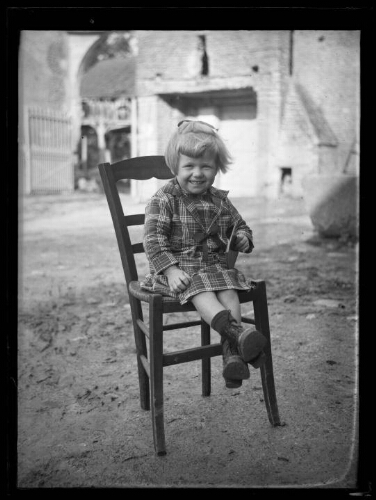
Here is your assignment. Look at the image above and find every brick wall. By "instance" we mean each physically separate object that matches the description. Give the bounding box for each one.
[133,30,359,200]
[293,30,360,172]
[135,30,287,97]
[134,30,292,198]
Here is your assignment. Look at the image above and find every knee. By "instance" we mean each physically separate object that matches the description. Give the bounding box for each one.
[217,289,239,304]
[191,291,217,308]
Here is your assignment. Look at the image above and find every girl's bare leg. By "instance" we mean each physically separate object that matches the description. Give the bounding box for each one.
[216,289,241,323]
[190,289,241,325]
[190,291,225,325]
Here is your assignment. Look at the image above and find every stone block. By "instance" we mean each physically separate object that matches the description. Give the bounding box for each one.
[302,174,358,238]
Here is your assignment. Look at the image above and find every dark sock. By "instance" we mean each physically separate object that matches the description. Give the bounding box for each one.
[211,309,231,335]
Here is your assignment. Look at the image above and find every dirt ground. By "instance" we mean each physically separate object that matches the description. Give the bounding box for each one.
[16,190,359,489]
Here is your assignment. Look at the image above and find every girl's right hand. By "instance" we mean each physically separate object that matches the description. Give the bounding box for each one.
[234,233,250,252]
[163,266,192,293]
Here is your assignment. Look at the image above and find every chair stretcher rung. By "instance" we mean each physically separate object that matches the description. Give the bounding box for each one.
[242,316,255,325]
[163,343,222,367]
[163,320,202,331]
[139,354,150,377]
[137,318,203,336]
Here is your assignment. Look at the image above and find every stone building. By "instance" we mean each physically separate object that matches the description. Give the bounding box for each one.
[18,30,360,212]
[131,30,288,201]
[277,31,360,195]
[130,30,359,202]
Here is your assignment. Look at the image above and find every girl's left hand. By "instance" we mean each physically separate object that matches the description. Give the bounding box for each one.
[234,234,250,252]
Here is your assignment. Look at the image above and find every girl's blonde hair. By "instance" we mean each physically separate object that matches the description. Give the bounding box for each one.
[165,120,233,175]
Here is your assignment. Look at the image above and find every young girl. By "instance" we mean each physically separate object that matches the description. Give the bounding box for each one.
[141,120,266,388]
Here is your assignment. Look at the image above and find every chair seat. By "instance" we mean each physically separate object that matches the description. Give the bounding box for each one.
[129,280,259,310]
[129,280,198,312]
[129,280,183,303]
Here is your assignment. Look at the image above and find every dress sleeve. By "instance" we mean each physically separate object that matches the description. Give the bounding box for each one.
[143,194,180,274]
[225,197,254,253]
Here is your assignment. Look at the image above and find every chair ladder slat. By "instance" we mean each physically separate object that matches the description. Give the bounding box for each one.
[124,214,145,226]
[111,156,174,182]
[163,344,222,367]
[131,243,144,254]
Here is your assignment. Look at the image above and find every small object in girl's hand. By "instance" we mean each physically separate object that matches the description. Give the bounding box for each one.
[225,224,239,268]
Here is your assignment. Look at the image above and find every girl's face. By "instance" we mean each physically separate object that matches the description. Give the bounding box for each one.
[176,151,218,195]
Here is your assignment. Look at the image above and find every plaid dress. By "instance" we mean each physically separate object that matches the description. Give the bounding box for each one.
[140,178,255,305]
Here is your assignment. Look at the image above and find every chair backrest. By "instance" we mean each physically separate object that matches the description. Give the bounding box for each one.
[98,156,174,286]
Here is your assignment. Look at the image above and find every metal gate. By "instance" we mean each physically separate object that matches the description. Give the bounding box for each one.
[26,107,74,194]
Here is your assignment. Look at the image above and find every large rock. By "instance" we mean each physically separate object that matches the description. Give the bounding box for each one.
[301,174,358,238]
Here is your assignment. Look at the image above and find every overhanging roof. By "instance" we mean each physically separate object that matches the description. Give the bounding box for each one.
[80,56,136,99]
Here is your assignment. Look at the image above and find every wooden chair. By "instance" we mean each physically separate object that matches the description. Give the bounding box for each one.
[98,156,281,456]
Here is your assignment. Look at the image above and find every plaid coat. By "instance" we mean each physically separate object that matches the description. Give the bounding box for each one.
[140,178,255,304]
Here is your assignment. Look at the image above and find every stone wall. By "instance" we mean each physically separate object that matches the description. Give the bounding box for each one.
[19,30,360,203]
[133,30,292,199]
[293,30,360,174]
[19,31,70,111]
[19,31,72,194]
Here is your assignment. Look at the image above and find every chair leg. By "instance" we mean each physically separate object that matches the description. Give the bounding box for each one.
[149,295,167,455]
[253,281,281,427]
[201,321,211,397]
[130,296,150,411]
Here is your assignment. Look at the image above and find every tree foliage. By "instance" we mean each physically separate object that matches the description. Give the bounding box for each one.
[96,32,132,61]
[84,31,133,73]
